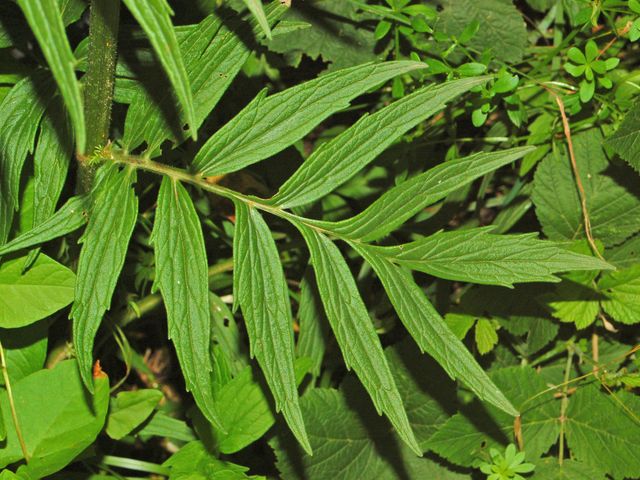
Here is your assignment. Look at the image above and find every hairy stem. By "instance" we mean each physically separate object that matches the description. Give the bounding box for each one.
[0,341,29,462]
[79,0,121,192]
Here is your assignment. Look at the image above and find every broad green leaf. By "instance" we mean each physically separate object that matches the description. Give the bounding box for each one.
[606,99,640,172]
[0,74,51,244]
[124,2,287,152]
[271,77,489,208]
[234,201,310,454]
[532,458,607,479]
[33,101,72,232]
[542,272,601,329]
[151,177,221,429]
[122,0,196,139]
[355,246,518,416]
[266,0,380,72]
[271,342,464,480]
[193,61,426,176]
[0,360,109,478]
[0,321,48,385]
[565,383,640,478]
[299,225,421,455]
[295,271,328,377]
[17,0,85,151]
[71,165,138,389]
[0,196,87,257]
[438,0,527,63]
[598,264,640,325]
[426,367,559,466]
[0,254,74,328]
[106,389,163,440]
[532,129,640,247]
[317,147,533,241]
[164,441,265,480]
[371,228,612,287]
[242,0,272,39]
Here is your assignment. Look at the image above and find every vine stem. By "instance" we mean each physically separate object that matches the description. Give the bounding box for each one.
[78,0,121,192]
[552,93,604,261]
[0,341,29,462]
[558,347,574,466]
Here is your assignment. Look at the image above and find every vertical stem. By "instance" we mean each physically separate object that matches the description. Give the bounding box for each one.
[79,0,121,192]
[558,348,574,466]
[0,341,29,462]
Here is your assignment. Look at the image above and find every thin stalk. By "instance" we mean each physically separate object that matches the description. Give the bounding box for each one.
[558,348,574,466]
[0,341,29,462]
[117,259,235,327]
[79,0,121,192]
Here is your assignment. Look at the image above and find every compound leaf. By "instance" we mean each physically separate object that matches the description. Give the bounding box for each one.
[234,201,310,454]
[299,225,421,455]
[71,165,138,390]
[193,61,426,176]
[317,146,533,241]
[355,245,518,417]
[152,177,221,429]
[372,228,612,287]
[272,76,489,208]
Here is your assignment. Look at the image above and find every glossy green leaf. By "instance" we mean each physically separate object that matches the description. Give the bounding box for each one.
[106,389,164,440]
[0,360,109,478]
[316,146,533,241]
[271,76,489,208]
[151,177,221,429]
[17,0,85,151]
[0,196,87,257]
[0,321,48,385]
[193,61,426,176]
[137,411,196,442]
[234,201,310,454]
[355,246,518,416]
[122,0,196,140]
[71,165,138,390]
[299,225,421,455]
[0,254,75,328]
[0,74,51,244]
[372,228,612,287]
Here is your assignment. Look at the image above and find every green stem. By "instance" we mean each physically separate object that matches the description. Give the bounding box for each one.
[0,341,29,463]
[558,347,574,466]
[117,259,235,327]
[79,0,121,192]
[109,151,334,237]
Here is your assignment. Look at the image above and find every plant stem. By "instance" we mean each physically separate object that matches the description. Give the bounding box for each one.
[0,341,29,462]
[79,0,121,192]
[117,259,234,327]
[558,347,574,466]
